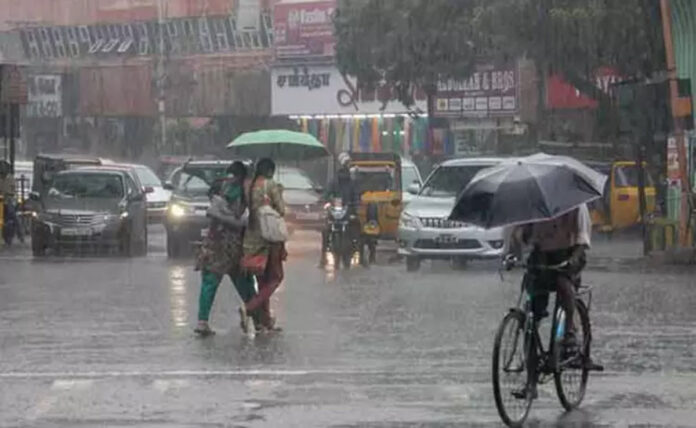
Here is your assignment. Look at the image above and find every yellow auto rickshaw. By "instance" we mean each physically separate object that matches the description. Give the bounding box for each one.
[346,153,402,264]
[588,160,656,231]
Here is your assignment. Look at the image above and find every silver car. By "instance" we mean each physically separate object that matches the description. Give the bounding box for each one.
[398,158,510,272]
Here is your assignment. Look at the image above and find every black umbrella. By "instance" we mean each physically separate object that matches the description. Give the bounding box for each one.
[449,160,602,229]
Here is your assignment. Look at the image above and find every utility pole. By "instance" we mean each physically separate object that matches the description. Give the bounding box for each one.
[157,0,167,152]
[660,0,691,246]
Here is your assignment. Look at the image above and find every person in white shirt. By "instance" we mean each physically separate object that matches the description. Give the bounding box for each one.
[505,203,592,347]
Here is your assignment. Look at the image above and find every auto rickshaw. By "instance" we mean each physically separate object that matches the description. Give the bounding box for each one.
[348,153,402,264]
[587,160,657,231]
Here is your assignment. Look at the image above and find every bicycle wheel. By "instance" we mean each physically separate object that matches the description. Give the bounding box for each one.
[493,310,532,427]
[553,299,590,411]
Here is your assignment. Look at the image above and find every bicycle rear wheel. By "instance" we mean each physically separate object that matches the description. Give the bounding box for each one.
[492,310,532,427]
[553,299,591,411]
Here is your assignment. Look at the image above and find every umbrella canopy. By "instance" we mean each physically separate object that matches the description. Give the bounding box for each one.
[227,130,329,160]
[449,158,603,229]
[524,153,608,193]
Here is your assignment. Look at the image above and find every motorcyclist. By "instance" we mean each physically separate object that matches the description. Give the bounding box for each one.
[319,152,360,267]
[0,160,23,243]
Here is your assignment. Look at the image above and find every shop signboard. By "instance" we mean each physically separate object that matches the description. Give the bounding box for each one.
[16,9,273,61]
[271,65,427,115]
[273,0,336,61]
[546,67,621,110]
[0,65,28,104]
[435,64,518,118]
[27,74,62,118]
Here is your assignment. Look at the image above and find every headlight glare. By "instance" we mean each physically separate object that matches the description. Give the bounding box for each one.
[169,203,187,218]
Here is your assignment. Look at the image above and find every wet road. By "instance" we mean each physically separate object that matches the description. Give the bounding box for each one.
[1,227,696,427]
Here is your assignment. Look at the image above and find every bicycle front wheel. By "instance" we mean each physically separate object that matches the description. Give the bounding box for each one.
[554,299,591,411]
[492,310,532,427]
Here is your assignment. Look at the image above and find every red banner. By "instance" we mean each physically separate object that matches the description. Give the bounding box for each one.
[546,68,621,110]
[273,0,336,60]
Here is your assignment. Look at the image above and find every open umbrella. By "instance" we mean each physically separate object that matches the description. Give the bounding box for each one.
[449,155,606,229]
[227,130,329,161]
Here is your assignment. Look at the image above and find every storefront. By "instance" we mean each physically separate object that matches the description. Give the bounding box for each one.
[271,63,429,157]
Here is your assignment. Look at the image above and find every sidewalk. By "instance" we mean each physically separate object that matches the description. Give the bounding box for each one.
[590,230,696,267]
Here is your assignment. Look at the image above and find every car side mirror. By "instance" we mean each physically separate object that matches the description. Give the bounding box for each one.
[163,182,174,191]
[407,182,421,195]
[130,192,145,202]
[29,191,40,201]
[144,186,155,194]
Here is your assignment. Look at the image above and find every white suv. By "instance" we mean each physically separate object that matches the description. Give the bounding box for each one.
[398,158,510,272]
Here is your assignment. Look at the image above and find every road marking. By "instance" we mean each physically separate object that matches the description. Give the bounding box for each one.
[152,379,189,392]
[0,369,353,379]
[51,379,94,390]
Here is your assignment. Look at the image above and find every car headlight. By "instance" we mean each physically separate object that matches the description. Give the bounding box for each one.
[168,203,189,218]
[400,212,419,229]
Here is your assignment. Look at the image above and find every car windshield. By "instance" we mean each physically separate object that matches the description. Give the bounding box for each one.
[48,173,124,199]
[420,165,493,197]
[402,165,421,189]
[276,169,314,190]
[135,166,162,188]
[174,166,228,196]
[615,165,655,188]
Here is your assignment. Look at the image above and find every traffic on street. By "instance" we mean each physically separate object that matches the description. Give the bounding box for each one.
[1,0,695,427]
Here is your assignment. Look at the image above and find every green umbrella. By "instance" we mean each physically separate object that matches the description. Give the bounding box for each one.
[227,129,329,160]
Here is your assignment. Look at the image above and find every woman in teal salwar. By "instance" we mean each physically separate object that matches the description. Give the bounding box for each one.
[194,161,255,336]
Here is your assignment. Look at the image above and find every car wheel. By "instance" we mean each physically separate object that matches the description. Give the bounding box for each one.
[451,257,468,270]
[133,225,148,257]
[406,256,421,272]
[119,225,134,257]
[31,234,45,257]
[166,233,180,258]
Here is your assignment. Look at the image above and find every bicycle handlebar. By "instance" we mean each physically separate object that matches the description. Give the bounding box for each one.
[502,255,569,272]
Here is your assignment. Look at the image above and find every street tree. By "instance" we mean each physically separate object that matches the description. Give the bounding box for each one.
[334,0,482,109]
[334,0,665,117]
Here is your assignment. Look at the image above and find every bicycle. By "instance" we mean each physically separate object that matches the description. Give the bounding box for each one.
[492,259,603,427]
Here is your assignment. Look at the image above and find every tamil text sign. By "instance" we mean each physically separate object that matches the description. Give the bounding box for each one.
[271,65,426,115]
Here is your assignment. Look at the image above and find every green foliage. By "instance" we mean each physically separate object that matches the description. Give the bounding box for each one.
[334,0,665,105]
[334,0,481,103]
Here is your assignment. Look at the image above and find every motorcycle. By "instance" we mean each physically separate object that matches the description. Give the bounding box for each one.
[326,198,357,270]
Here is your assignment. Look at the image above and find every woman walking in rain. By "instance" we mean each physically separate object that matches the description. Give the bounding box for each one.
[241,158,286,333]
[194,161,256,337]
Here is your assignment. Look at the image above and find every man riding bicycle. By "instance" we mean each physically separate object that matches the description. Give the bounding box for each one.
[505,203,591,354]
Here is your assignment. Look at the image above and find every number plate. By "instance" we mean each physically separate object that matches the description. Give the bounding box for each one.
[61,228,92,237]
[200,228,209,238]
[436,234,455,244]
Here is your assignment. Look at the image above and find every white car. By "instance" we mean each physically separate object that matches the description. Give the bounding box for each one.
[398,157,511,272]
[401,157,423,207]
[125,164,172,222]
